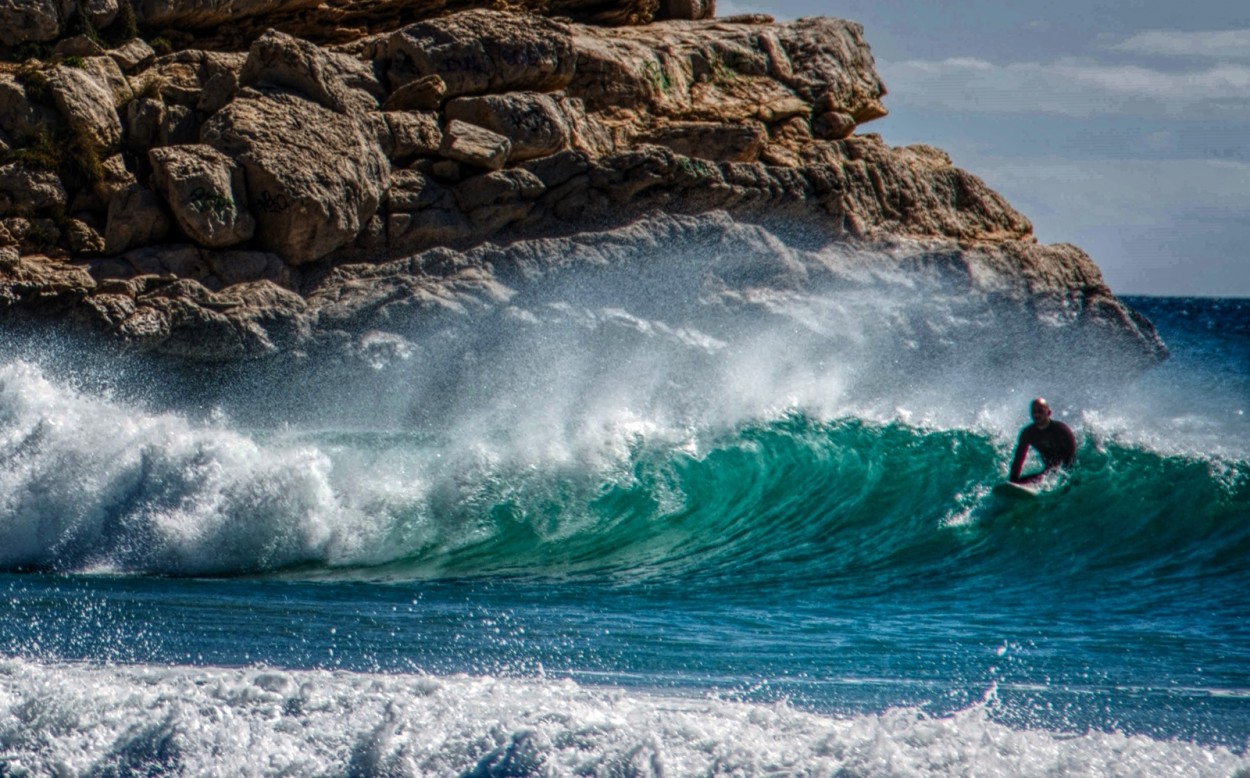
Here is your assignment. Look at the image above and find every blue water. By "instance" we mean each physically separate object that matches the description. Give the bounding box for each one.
[0,254,1247,773]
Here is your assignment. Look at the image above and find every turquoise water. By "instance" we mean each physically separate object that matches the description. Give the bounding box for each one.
[0,279,1247,773]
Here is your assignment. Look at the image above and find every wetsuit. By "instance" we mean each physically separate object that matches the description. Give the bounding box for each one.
[1010,421,1076,483]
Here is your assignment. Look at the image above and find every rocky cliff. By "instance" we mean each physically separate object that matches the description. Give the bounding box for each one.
[0,1,1165,366]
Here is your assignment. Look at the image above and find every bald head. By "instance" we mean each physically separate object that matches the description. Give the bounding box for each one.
[1030,397,1052,428]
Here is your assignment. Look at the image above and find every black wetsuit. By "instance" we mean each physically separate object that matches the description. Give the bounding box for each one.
[1010,421,1076,483]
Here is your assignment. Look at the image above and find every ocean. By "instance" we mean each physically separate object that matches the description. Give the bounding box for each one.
[0,234,1247,775]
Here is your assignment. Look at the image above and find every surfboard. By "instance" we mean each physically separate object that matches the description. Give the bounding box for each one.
[992,481,1040,500]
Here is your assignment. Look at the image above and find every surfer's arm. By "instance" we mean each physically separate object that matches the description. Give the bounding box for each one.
[1059,424,1077,466]
[1008,433,1029,483]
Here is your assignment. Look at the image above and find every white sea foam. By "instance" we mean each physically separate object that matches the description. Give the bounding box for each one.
[0,658,1244,777]
[0,361,417,574]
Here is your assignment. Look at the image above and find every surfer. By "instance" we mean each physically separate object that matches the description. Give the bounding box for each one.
[1009,397,1076,484]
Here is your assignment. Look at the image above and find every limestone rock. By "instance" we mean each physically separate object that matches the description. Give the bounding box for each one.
[386,169,438,212]
[137,0,311,29]
[382,75,446,111]
[659,0,714,20]
[197,71,240,114]
[125,97,163,153]
[149,144,257,248]
[80,55,134,107]
[46,63,123,153]
[159,103,199,146]
[378,111,442,162]
[0,77,60,145]
[445,93,572,163]
[0,0,71,47]
[84,0,119,29]
[122,244,212,280]
[637,121,766,163]
[568,17,880,135]
[439,119,510,172]
[384,174,474,249]
[203,249,295,289]
[813,111,855,141]
[454,169,545,212]
[65,217,106,254]
[202,92,390,264]
[93,150,139,200]
[150,51,248,108]
[386,10,575,99]
[53,35,105,58]
[110,39,157,75]
[240,29,383,115]
[520,149,591,189]
[106,274,310,360]
[0,248,94,315]
[106,184,172,254]
[0,163,67,215]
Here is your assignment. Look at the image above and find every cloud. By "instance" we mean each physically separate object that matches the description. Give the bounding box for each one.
[880,57,1250,118]
[955,157,1250,295]
[1111,29,1250,59]
[961,157,1250,229]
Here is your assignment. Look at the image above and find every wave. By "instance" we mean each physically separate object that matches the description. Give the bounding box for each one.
[1,359,1245,586]
[0,657,1245,776]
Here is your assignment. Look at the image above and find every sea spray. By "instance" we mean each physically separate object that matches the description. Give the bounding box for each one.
[0,658,1245,777]
[1,358,1244,584]
[0,224,1245,773]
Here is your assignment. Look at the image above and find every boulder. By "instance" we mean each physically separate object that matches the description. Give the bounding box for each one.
[201,92,390,264]
[660,0,714,20]
[637,121,766,163]
[95,152,137,200]
[0,247,94,315]
[386,10,575,98]
[0,0,71,47]
[80,56,134,107]
[125,97,163,153]
[439,119,510,171]
[110,39,157,75]
[158,103,199,146]
[53,35,106,58]
[445,93,572,163]
[379,111,442,162]
[520,149,591,188]
[0,77,61,144]
[46,63,123,153]
[568,17,882,134]
[202,250,295,289]
[123,245,212,280]
[64,217,106,254]
[0,163,67,215]
[387,208,474,251]
[149,144,257,248]
[382,75,446,111]
[197,71,240,114]
[105,184,172,254]
[239,29,383,115]
[812,111,855,141]
[149,51,248,108]
[84,0,119,29]
[386,169,438,212]
[136,0,309,28]
[105,275,310,360]
[454,169,545,212]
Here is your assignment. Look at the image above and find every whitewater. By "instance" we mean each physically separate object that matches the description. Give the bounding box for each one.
[0,220,1246,776]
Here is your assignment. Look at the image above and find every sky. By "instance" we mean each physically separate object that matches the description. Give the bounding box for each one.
[720,0,1250,297]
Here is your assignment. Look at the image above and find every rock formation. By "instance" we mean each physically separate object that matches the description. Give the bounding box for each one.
[0,1,1166,367]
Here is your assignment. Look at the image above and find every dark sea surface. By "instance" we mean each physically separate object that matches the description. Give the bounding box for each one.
[0,258,1246,774]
